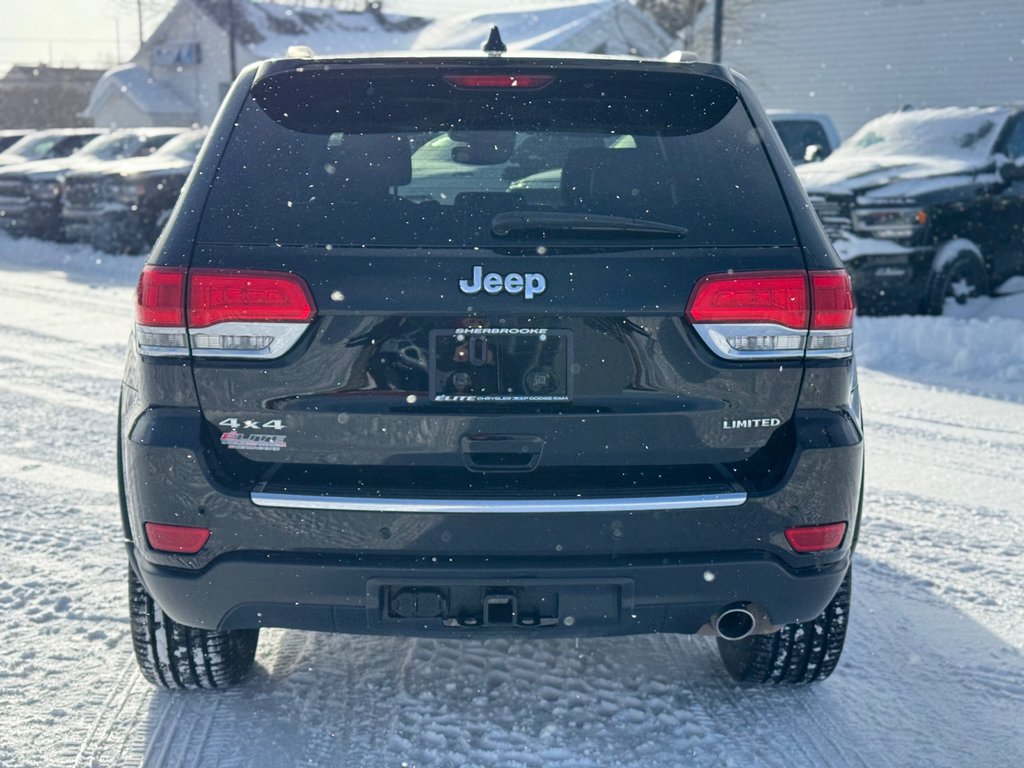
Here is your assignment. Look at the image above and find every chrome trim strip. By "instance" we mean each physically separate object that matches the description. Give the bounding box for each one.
[250,491,747,514]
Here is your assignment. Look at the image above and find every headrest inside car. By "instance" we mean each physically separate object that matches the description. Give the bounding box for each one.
[328,133,412,192]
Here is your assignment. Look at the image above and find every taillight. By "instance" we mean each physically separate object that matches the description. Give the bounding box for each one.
[807,270,855,358]
[444,74,554,89]
[135,266,188,356]
[685,269,854,360]
[785,522,847,553]
[134,267,317,359]
[187,270,315,358]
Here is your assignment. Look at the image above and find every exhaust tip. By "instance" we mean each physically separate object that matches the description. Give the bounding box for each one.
[716,607,756,641]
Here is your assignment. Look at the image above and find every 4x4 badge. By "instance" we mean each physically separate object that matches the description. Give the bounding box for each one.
[459,265,546,300]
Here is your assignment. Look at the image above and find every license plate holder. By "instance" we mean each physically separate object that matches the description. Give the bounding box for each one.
[429,328,572,403]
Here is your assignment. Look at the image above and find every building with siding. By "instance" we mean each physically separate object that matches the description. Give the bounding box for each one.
[0,65,104,129]
[691,0,1024,138]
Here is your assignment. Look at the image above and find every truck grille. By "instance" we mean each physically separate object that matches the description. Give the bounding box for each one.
[0,176,28,201]
[808,194,852,238]
[63,177,103,206]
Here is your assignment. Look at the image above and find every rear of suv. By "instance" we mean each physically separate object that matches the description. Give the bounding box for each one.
[120,44,863,690]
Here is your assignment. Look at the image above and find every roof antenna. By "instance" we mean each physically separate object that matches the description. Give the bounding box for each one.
[483,26,507,55]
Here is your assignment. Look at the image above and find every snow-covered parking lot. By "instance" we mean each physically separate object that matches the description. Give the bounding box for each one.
[1,233,1022,768]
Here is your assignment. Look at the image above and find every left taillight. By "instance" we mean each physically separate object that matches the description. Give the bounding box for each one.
[136,266,188,356]
[135,266,317,359]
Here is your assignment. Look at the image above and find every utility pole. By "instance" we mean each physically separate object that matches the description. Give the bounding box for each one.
[227,0,238,80]
[137,0,144,45]
[712,0,724,63]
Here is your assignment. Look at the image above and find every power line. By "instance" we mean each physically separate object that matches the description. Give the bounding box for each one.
[0,36,121,42]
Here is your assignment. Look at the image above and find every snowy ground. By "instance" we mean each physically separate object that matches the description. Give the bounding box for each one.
[0,234,1022,768]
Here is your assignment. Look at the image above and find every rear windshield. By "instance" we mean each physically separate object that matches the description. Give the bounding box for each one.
[198,66,796,248]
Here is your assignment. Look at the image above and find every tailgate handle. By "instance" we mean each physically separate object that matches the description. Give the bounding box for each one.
[461,434,544,473]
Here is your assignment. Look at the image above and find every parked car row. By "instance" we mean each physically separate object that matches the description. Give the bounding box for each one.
[0,126,206,253]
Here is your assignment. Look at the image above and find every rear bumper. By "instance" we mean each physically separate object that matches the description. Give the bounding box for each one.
[121,396,863,636]
[129,544,851,636]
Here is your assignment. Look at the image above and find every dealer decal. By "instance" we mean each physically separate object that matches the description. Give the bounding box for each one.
[220,431,288,452]
[217,417,288,451]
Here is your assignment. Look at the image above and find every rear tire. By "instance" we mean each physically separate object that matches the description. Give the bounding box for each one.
[923,247,989,315]
[129,567,259,689]
[716,567,851,685]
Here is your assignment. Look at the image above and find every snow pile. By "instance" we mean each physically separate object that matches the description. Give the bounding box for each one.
[855,280,1024,401]
[0,232,145,286]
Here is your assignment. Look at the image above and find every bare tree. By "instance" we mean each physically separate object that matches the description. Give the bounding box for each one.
[107,0,178,45]
[635,0,705,39]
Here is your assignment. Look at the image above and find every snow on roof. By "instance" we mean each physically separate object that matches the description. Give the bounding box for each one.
[798,106,1015,194]
[192,0,430,58]
[189,0,670,59]
[834,106,1013,163]
[84,64,194,119]
[413,0,672,55]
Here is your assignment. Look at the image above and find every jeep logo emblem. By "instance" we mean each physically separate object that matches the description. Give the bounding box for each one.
[459,265,546,300]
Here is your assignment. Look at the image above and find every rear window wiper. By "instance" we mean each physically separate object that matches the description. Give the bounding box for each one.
[491,211,688,238]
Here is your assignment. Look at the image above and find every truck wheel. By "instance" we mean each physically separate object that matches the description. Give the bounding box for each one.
[923,247,989,315]
[716,567,851,685]
[129,567,259,689]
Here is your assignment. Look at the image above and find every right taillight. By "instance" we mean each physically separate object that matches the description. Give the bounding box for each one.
[686,269,854,360]
[135,266,317,359]
[806,270,855,358]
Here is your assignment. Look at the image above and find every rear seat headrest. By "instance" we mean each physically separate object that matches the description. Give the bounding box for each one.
[561,148,673,213]
[329,133,412,191]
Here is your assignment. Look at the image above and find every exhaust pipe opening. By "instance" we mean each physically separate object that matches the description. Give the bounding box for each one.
[716,607,756,641]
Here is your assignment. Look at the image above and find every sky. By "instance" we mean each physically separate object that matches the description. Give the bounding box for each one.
[0,0,171,70]
[0,0,580,72]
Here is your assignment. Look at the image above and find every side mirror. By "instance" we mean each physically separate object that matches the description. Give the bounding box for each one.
[999,161,1024,182]
[803,144,825,163]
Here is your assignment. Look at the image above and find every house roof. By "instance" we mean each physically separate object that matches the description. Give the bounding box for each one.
[185,0,670,59]
[414,1,674,56]
[83,64,195,120]
[190,0,430,58]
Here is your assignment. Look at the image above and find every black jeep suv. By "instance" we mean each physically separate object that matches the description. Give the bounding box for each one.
[120,42,863,690]
[799,106,1024,314]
